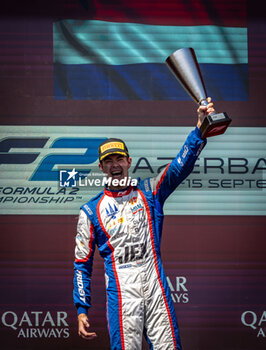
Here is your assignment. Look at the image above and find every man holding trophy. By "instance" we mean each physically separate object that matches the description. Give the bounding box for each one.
[73,48,230,350]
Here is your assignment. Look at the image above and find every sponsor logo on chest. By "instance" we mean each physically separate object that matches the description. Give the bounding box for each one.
[129,196,144,214]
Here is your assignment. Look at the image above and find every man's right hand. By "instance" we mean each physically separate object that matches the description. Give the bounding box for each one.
[78,313,97,340]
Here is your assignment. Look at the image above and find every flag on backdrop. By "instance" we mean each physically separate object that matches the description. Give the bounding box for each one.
[53,0,248,101]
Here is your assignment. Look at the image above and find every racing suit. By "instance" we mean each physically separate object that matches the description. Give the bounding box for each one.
[73,127,206,350]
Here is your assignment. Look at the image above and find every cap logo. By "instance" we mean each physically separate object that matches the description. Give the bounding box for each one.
[100,142,124,153]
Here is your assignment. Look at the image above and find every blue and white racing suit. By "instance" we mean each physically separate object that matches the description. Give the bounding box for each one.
[73,127,206,350]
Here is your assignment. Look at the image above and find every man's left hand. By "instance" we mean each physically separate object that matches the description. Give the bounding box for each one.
[197,97,215,128]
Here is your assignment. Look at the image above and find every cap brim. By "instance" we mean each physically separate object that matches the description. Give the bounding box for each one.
[99,150,128,161]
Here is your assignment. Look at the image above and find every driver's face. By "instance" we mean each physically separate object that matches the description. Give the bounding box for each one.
[99,154,132,190]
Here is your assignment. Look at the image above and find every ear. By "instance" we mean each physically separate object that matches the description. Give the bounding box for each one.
[98,162,103,171]
[127,157,132,168]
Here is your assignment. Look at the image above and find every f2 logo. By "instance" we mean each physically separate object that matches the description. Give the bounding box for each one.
[0,138,49,165]
[0,137,106,181]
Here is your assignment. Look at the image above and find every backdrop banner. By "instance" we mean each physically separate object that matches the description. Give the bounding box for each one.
[0,126,265,215]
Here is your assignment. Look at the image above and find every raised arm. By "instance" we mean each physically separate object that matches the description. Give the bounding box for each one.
[149,97,214,204]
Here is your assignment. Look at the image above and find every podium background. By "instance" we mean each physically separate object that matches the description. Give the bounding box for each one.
[0,1,266,349]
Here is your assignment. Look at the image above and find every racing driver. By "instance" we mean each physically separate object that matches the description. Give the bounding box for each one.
[73,98,215,350]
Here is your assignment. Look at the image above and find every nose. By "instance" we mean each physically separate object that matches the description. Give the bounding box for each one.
[112,159,120,167]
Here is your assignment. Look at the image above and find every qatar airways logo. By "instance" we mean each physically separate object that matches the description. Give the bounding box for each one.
[241,311,266,338]
[167,276,189,304]
[1,310,70,338]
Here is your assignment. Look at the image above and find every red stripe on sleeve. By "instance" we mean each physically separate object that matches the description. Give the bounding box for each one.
[152,163,170,196]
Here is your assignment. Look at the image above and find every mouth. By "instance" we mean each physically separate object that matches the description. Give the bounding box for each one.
[111,170,123,179]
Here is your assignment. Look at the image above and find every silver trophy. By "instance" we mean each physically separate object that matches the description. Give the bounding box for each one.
[166,48,232,138]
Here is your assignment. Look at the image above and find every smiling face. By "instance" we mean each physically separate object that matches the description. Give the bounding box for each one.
[99,154,132,190]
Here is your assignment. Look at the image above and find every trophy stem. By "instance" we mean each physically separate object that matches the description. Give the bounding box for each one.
[199,99,208,106]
